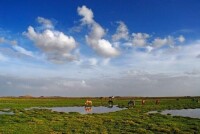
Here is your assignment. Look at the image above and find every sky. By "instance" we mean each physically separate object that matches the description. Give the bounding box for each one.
[0,0,200,97]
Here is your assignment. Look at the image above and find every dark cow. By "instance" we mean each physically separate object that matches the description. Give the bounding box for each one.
[128,99,135,107]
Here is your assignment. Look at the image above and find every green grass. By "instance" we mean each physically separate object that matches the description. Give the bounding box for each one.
[0,97,200,133]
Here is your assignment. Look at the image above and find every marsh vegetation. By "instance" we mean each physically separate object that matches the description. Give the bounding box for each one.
[0,97,200,133]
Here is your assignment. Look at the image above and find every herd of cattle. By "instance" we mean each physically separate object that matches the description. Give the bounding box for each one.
[85,97,200,107]
[85,98,161,107]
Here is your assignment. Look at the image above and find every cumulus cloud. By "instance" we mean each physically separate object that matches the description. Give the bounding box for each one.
[37,17,54,29]
[112,21,129,41]
[119,40,200,76]
[146,46,154,52]
[152,36,175,48]
[77,5,187,58]
[177,35,185,43]
[86,37,119,57]
[132,33,150,47]
[24,18,77,63]
[152,38,168,48]
[128,33,185,49]
[78,5,119,58]
[0,5,198,97]
[77,5,94,24]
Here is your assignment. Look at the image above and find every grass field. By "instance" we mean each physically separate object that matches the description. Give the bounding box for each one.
[0,97,200,133]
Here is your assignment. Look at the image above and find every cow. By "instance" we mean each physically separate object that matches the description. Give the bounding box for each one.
[128,99,135,107]
[156,99,160,105]
[85,100,92,106]
[141,99,145,105]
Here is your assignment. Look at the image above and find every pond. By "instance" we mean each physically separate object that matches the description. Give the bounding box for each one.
[0,111,14,115]
[25,105,126,114]
[149,108,200,119]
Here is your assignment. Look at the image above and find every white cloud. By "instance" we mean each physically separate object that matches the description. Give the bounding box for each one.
[86,38,119,57]
[166,36,175,46]
[152,38,168,47]
[25,25,77,62]
[152,36,175,48]
[177,35,185,43]
[37,17,54,29]
[0,5,198,96]
[78,5,119,58]
[0,36,34,57]
[112,41,120,48]
[77,5,94,24]
[128,34,183,49]
[120,41,200,75]
[132,33,150,46]
[112,21,129,41]
[87,23,105,39]
[146,46,154,52]
[12,45,34,57]
[123,42,132,47]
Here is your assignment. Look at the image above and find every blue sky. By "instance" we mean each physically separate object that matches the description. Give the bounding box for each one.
[1,0,200,34]
[0,0,200,96]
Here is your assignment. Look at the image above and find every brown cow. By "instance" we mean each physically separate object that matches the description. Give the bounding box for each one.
[85,100,92,106]
[156,99,160,105]
[141,99,145,105]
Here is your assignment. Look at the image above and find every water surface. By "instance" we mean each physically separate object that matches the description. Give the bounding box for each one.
[0,111,13,115]
[149,108,200,119]
[26,105,125,114]
[162,109,200,119]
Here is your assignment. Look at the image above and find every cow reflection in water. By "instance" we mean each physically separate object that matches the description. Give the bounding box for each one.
[108,101,113,108]
[108,96,114,108]
[84,100,92,113]
[84,106,92,113]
